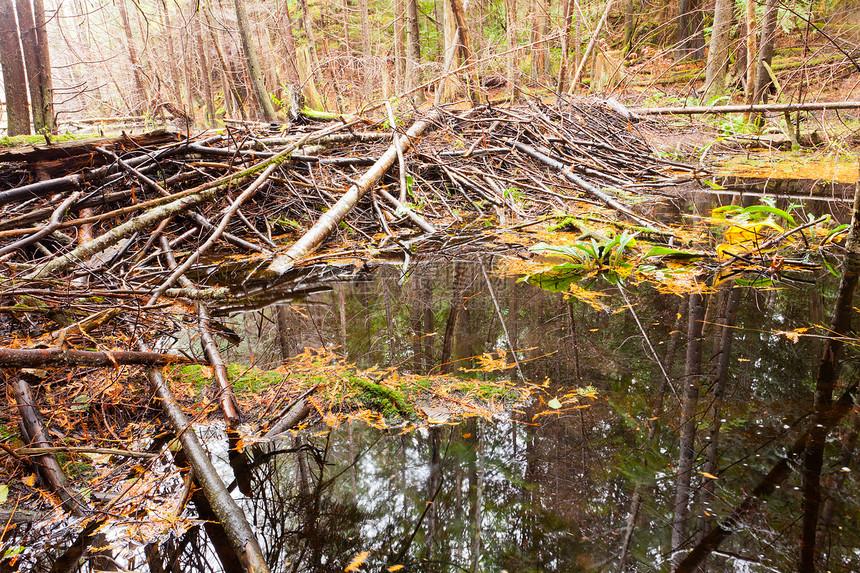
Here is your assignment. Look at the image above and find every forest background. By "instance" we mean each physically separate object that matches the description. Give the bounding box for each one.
[0,0,858,136]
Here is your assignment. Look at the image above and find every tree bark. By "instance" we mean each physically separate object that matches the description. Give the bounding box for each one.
[703,0,734,102]
[233,0,277,121]
[504,0,519,99]
[16,0,44,131]
[30,0,52,132]
[753,0,779,104]
[676,0,705,60]
[298,0,326,106]
[0,0,31,135]
[744,0,757,107]
[194,16,215,126]
[405,0,424,104]
[448,0,479,104]
[556,0,574,92]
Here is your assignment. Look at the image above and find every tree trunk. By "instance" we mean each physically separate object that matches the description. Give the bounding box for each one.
[556,0,573,92]
[158,0,183,106]
[744,0,757,107]
[31,0,52,132]
[394,0,405,92]
[623,0,636,54]
[448,0,479,104]
[0,0,31,135]
[194,17,215,126]
[116,0,147,114]
[233,0,277,121]
[205,7,246,120]
[703,0,734,102]
[753,0,779,104]
[277,0,300,83]
[405,0,424,104]
[299,0,326,107]
[505,0,518,99]
[441,0,458,102]
[676,0,705,60]
[16,0,45,131]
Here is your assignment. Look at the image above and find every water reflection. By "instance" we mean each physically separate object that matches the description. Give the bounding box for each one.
[11,225,860,571]
[184,253,860,572]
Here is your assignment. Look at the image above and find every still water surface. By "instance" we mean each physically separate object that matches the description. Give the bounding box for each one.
[183,252,859,572]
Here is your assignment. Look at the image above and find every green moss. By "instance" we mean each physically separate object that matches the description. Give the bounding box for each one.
[348,375,417,421]
[177,364,285,395]
[0,133,89,148]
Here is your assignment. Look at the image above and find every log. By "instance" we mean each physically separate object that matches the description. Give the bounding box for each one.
[9,372,89,516]
[0,348,196,368]
[634,100,860,116]
[141,342,270,573]
[265,111,440,276]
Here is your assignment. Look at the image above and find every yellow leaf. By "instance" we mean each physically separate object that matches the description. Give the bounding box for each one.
[388,566,404,572]
[775,330,800,344]
[22,474,35,487]
[345,551,370,572]
[698,471,719,480]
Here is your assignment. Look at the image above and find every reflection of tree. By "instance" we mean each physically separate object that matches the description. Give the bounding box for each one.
[159,250,860,571]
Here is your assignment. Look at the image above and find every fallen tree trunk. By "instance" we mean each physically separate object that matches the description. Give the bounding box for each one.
[9,372,89,516]
[141,341,269,573]
[0,347,197,368]
[266,111,440,276]
[634,100,860,115]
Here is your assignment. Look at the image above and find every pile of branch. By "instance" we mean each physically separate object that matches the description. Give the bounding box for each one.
[0,97,697,565]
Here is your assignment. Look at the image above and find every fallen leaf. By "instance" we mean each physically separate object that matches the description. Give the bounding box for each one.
[345,551,370,572]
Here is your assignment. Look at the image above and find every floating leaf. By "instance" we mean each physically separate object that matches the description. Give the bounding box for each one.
[698,471,719,480]
[547,397,562,409]
[345,551,371,572]
[0,484,8,504]
[644,246,700,258]
[22,474,35,487]
[388,566,404,572]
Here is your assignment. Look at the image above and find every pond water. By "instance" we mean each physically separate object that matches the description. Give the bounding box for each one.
[188,232,856,571]
[11,189,860,572]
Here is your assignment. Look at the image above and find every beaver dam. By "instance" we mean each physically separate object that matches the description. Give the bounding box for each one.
[1,96,860,572]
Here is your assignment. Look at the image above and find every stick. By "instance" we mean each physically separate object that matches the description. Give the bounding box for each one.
[569,0,614,91]
[157,236,243,425]
[385,100,409,203]
[0,348,197,368]
[376,187,437,233]
[266,111,440,276]
[9,373,89,516]
[510,140,660,230]
[634,100,860,115]
[145,162,279,305]
[0,191,81,257]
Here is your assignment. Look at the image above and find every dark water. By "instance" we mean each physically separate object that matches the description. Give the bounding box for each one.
[178,246,858,572]
[11,190,860,571]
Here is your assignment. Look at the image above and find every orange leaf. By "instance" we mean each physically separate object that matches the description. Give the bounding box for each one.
[345,551,370,572]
